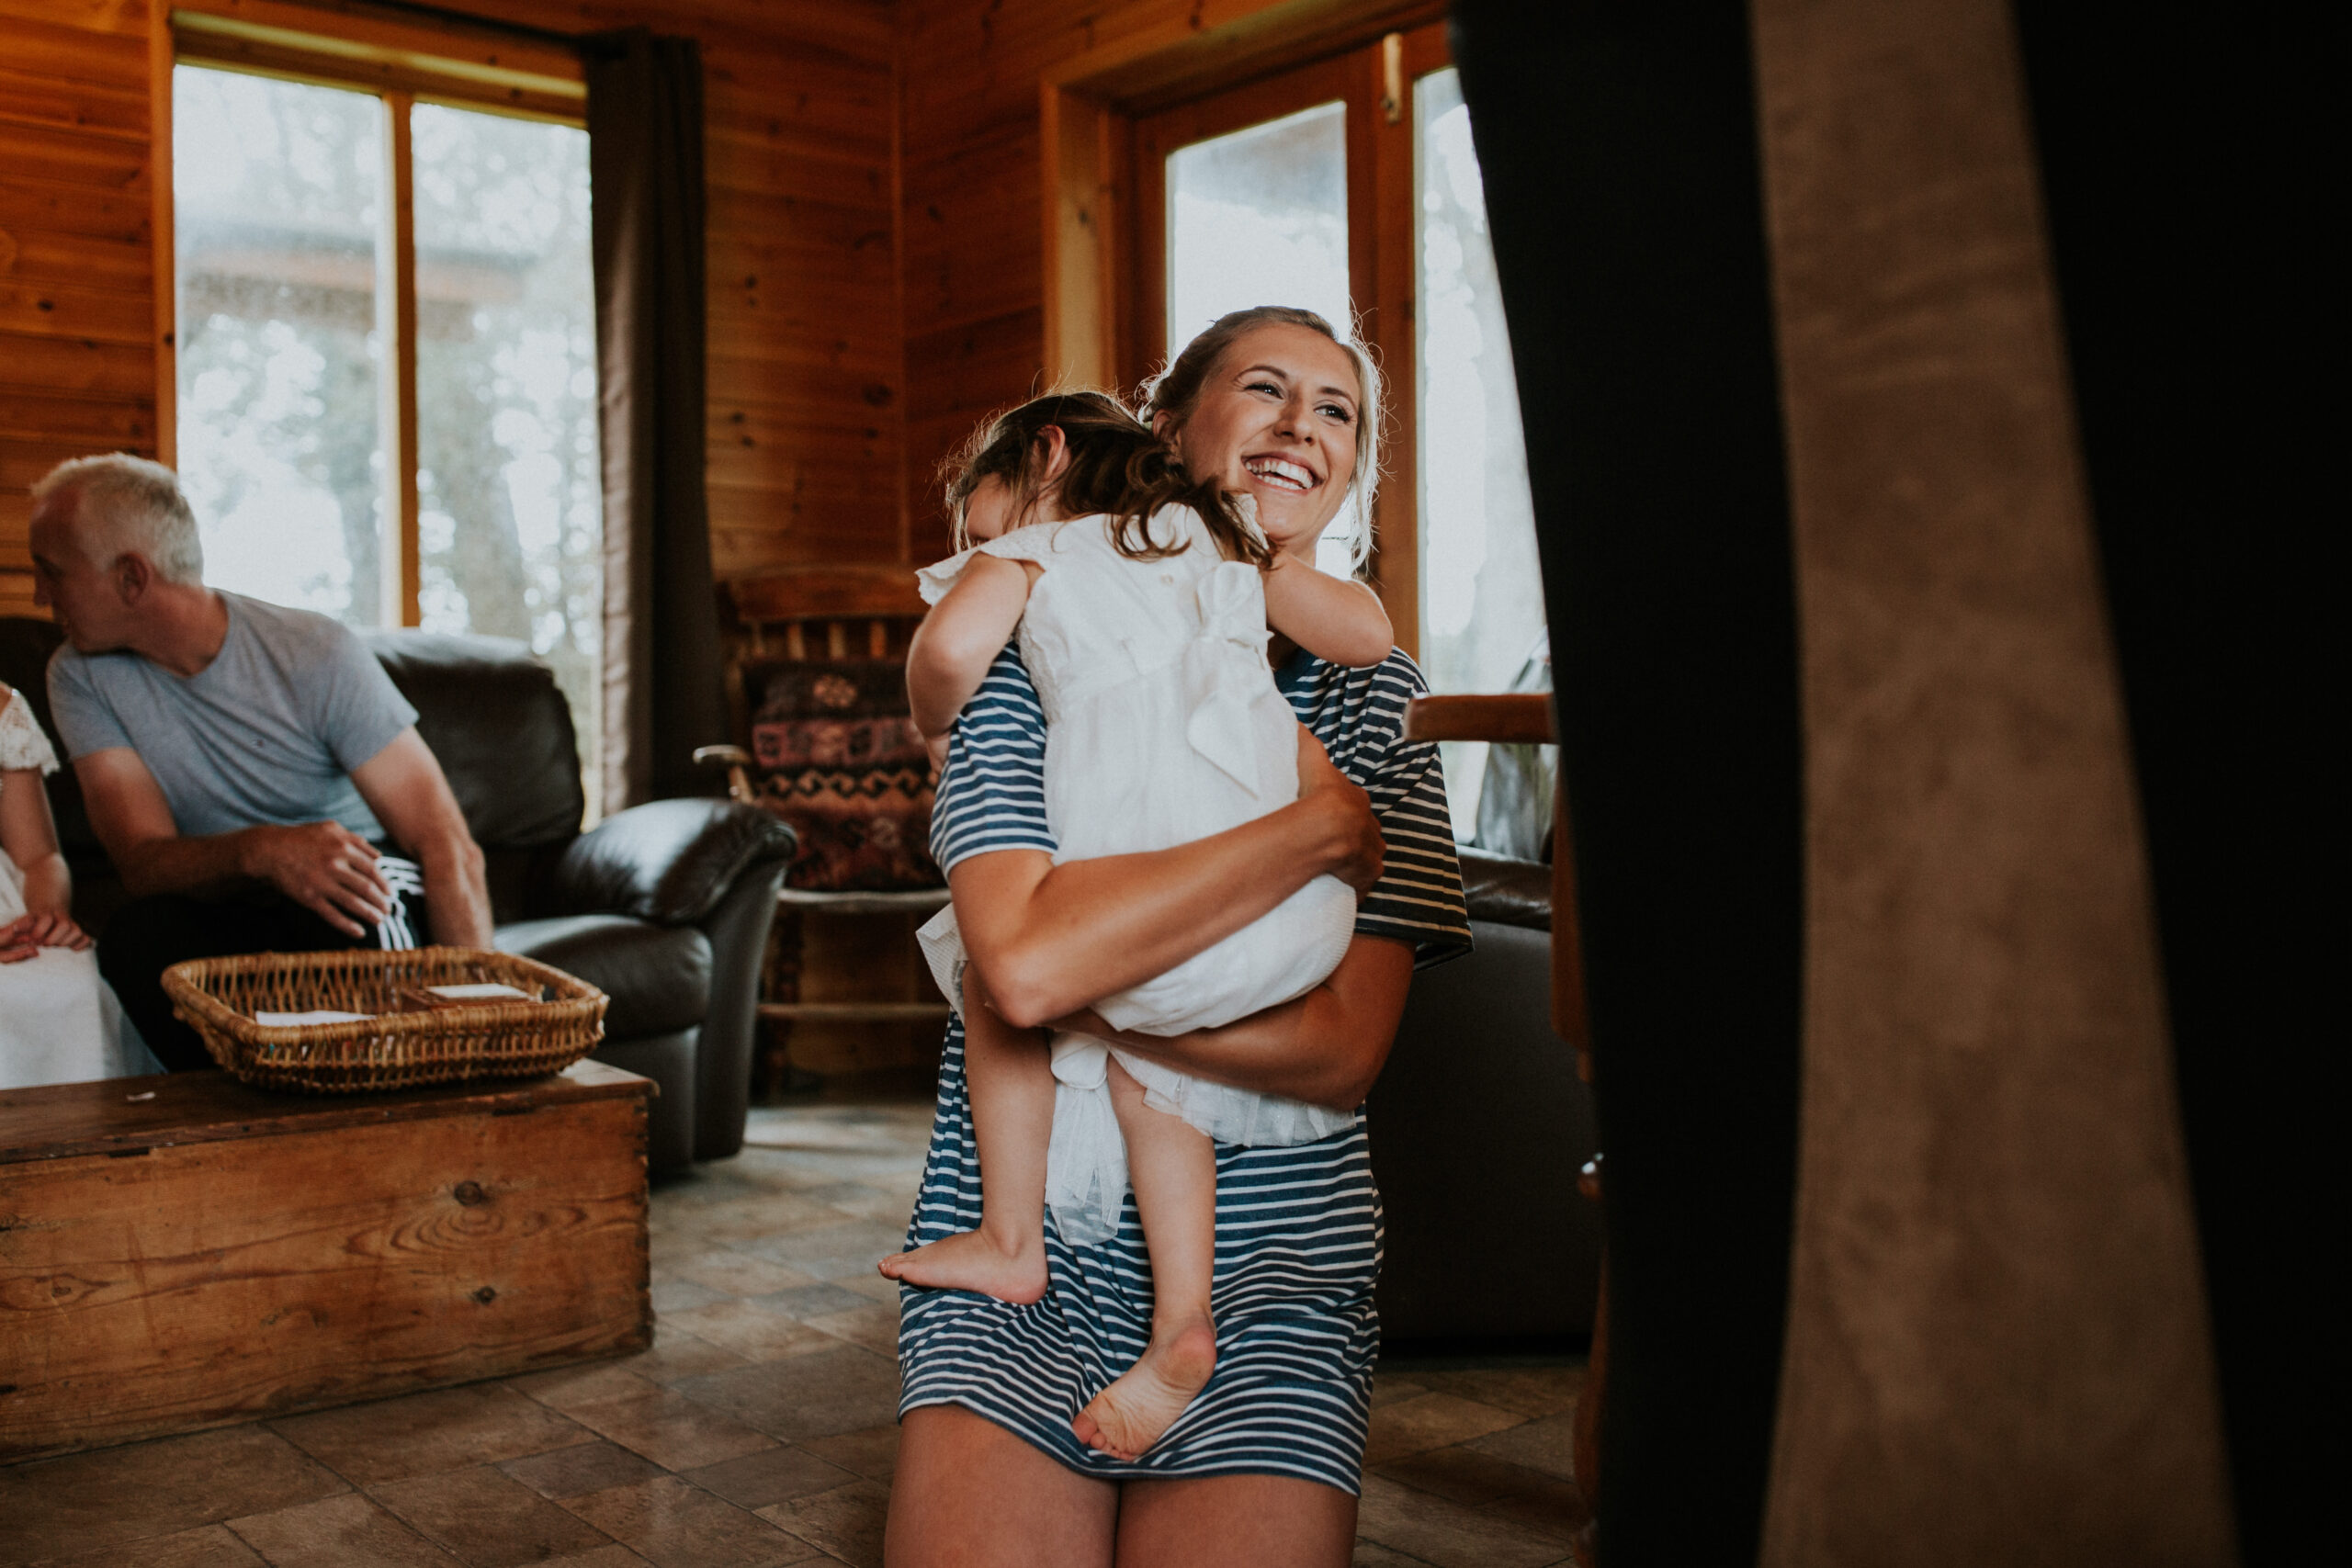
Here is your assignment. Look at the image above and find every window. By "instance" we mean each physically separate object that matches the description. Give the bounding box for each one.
[1135,30,1548,839]
[167,17,602,814]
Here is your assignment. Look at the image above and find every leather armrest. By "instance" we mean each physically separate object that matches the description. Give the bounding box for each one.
[1457,846,1553,932]
[550,798,797,925]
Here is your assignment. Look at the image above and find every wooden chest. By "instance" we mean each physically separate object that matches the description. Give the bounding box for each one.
[0,1062,652,1461]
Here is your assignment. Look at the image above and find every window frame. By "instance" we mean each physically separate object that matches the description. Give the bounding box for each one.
[1038,12,1453,658]
[156,0,586,630]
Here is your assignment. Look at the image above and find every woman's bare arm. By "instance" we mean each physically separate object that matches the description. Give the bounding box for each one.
[953,729,1385,1028]
[906,556,1035,739]
[1261,554,1393,669]
[1055,933,1416,1111]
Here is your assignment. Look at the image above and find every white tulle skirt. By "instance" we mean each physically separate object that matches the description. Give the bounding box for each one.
[1,860,159,1090]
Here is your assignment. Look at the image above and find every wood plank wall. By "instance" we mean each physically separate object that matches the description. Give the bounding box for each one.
[896,0,1300,562]
[0,0,901,620]
[0,0,155,618]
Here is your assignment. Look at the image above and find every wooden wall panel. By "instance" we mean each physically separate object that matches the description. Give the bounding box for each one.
[0,0,902,613]
[0,0,153,612]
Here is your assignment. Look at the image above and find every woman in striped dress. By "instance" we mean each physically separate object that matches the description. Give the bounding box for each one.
[886,308,1472,1567]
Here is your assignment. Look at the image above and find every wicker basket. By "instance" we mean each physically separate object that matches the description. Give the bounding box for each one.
[162,946,608,1093]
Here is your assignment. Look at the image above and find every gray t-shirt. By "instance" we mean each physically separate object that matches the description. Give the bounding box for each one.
[47,592,417,842]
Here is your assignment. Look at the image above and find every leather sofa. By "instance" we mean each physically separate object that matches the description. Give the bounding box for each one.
[1,617,793,1172]
[1368,846,1603,1348]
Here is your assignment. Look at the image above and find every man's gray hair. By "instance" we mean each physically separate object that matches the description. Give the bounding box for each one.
[31,454,205,585]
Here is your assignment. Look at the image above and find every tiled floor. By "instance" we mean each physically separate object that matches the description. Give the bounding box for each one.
[0,1102,1586,1567]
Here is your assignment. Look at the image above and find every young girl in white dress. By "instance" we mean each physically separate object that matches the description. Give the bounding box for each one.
[878,392,1394,1461]
[1,681,153,1089]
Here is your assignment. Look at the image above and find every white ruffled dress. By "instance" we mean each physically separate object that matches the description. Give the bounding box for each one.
[915,506,1358,1246]
[0,686,155,1089]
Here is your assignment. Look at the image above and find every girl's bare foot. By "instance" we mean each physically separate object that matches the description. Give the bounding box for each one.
[878,1226,1048,1304]
[1070,1314,1216,1460]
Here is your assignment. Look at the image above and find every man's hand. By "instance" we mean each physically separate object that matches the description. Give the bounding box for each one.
[240,821,390,938]
[0,909,92,964]
[1296,728,1384,891]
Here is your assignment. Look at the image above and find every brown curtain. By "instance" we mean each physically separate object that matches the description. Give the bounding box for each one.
[585,28,726,808]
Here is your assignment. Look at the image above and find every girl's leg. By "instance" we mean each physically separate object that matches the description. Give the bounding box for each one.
[879,969,1054,1302]
[888,1404,1118,1568]
[1071,1058,1220,1460]
[1114,1473,1358,1568]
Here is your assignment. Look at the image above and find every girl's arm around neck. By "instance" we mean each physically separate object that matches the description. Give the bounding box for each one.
[952,729,1385,1029]
[1261,554,1394,669]
[907,554,1035,739]
[1062,933,1417,1112]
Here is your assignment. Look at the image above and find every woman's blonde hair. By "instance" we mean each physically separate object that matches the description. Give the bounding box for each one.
[940,390,1271,568]
[1139,306,1384,575]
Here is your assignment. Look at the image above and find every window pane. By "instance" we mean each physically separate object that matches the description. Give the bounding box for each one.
[1166,100,1355,572]
[411,103,603,818]
[1416,67,1547,840]
[174,66,385,624]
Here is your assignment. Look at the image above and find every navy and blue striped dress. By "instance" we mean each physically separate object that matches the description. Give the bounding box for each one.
[897,641,1472,1494]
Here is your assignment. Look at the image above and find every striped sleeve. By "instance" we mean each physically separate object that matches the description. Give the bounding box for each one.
[1285,649,1474,968]
[929,642,1057,872]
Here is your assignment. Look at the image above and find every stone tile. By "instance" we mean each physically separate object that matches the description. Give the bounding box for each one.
[666,1251,820,1299]
[1362,1392,1528,1467]
[272,1383,591,1484]
[758,1477,890,1568]
[682,1447,861,1510]
[802,1303,901,1357]
[534,1551,650,1567]
[647,1228,716,1272]
[794,1425,899,1483]
[507,1362,662,1414]
[1464,1414,1577,1482]
[1352,1475,1569,1568]
[650,1278,736,1314]
[664,1193,851,1245]
[749,1282,880,1321]
[673,1347,902,1442]
[732,1219,910,1281]
[1375,1448,1585,1542]
[370,1463,616,1565]
[1408,1365,1583,1420]
[22,1523,267,1568]
[0,1425,347,1558]
[500,1440,670,1501]
[1369,1374,1430,1408]
[223,1495,451,1568]
[624,1326,752,1388]
[659,1300,841,1364]
[559,1385,778,1473]
[559,1477,820,1568]
[824,1271,904,1306]
[799,1183,914,1223]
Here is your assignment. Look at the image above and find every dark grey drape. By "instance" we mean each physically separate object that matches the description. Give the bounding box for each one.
[585,28,726,808]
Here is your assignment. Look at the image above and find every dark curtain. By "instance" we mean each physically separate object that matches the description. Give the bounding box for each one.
[1450,2,1804,1564]
[2014,9,2333,1560]
[585,28,727,807]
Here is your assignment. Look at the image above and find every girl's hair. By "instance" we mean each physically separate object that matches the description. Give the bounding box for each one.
[941,390,1270,568]
[1139,306,1384,575]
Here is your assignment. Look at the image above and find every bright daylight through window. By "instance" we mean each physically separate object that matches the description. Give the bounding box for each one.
[1415,67,1546,840]
[174,65,603,812]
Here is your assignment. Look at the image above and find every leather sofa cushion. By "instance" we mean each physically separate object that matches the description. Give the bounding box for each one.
[1457,847,1553,931]
[495,915,711,1038]
[553,798,797,925]
[364,629,585,850]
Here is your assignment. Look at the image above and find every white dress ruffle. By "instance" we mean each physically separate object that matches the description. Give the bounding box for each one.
[0,686,158,1089]
[916,507,1356,1246]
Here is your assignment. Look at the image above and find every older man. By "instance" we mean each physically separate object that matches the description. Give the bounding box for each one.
[27,454,490,1070]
